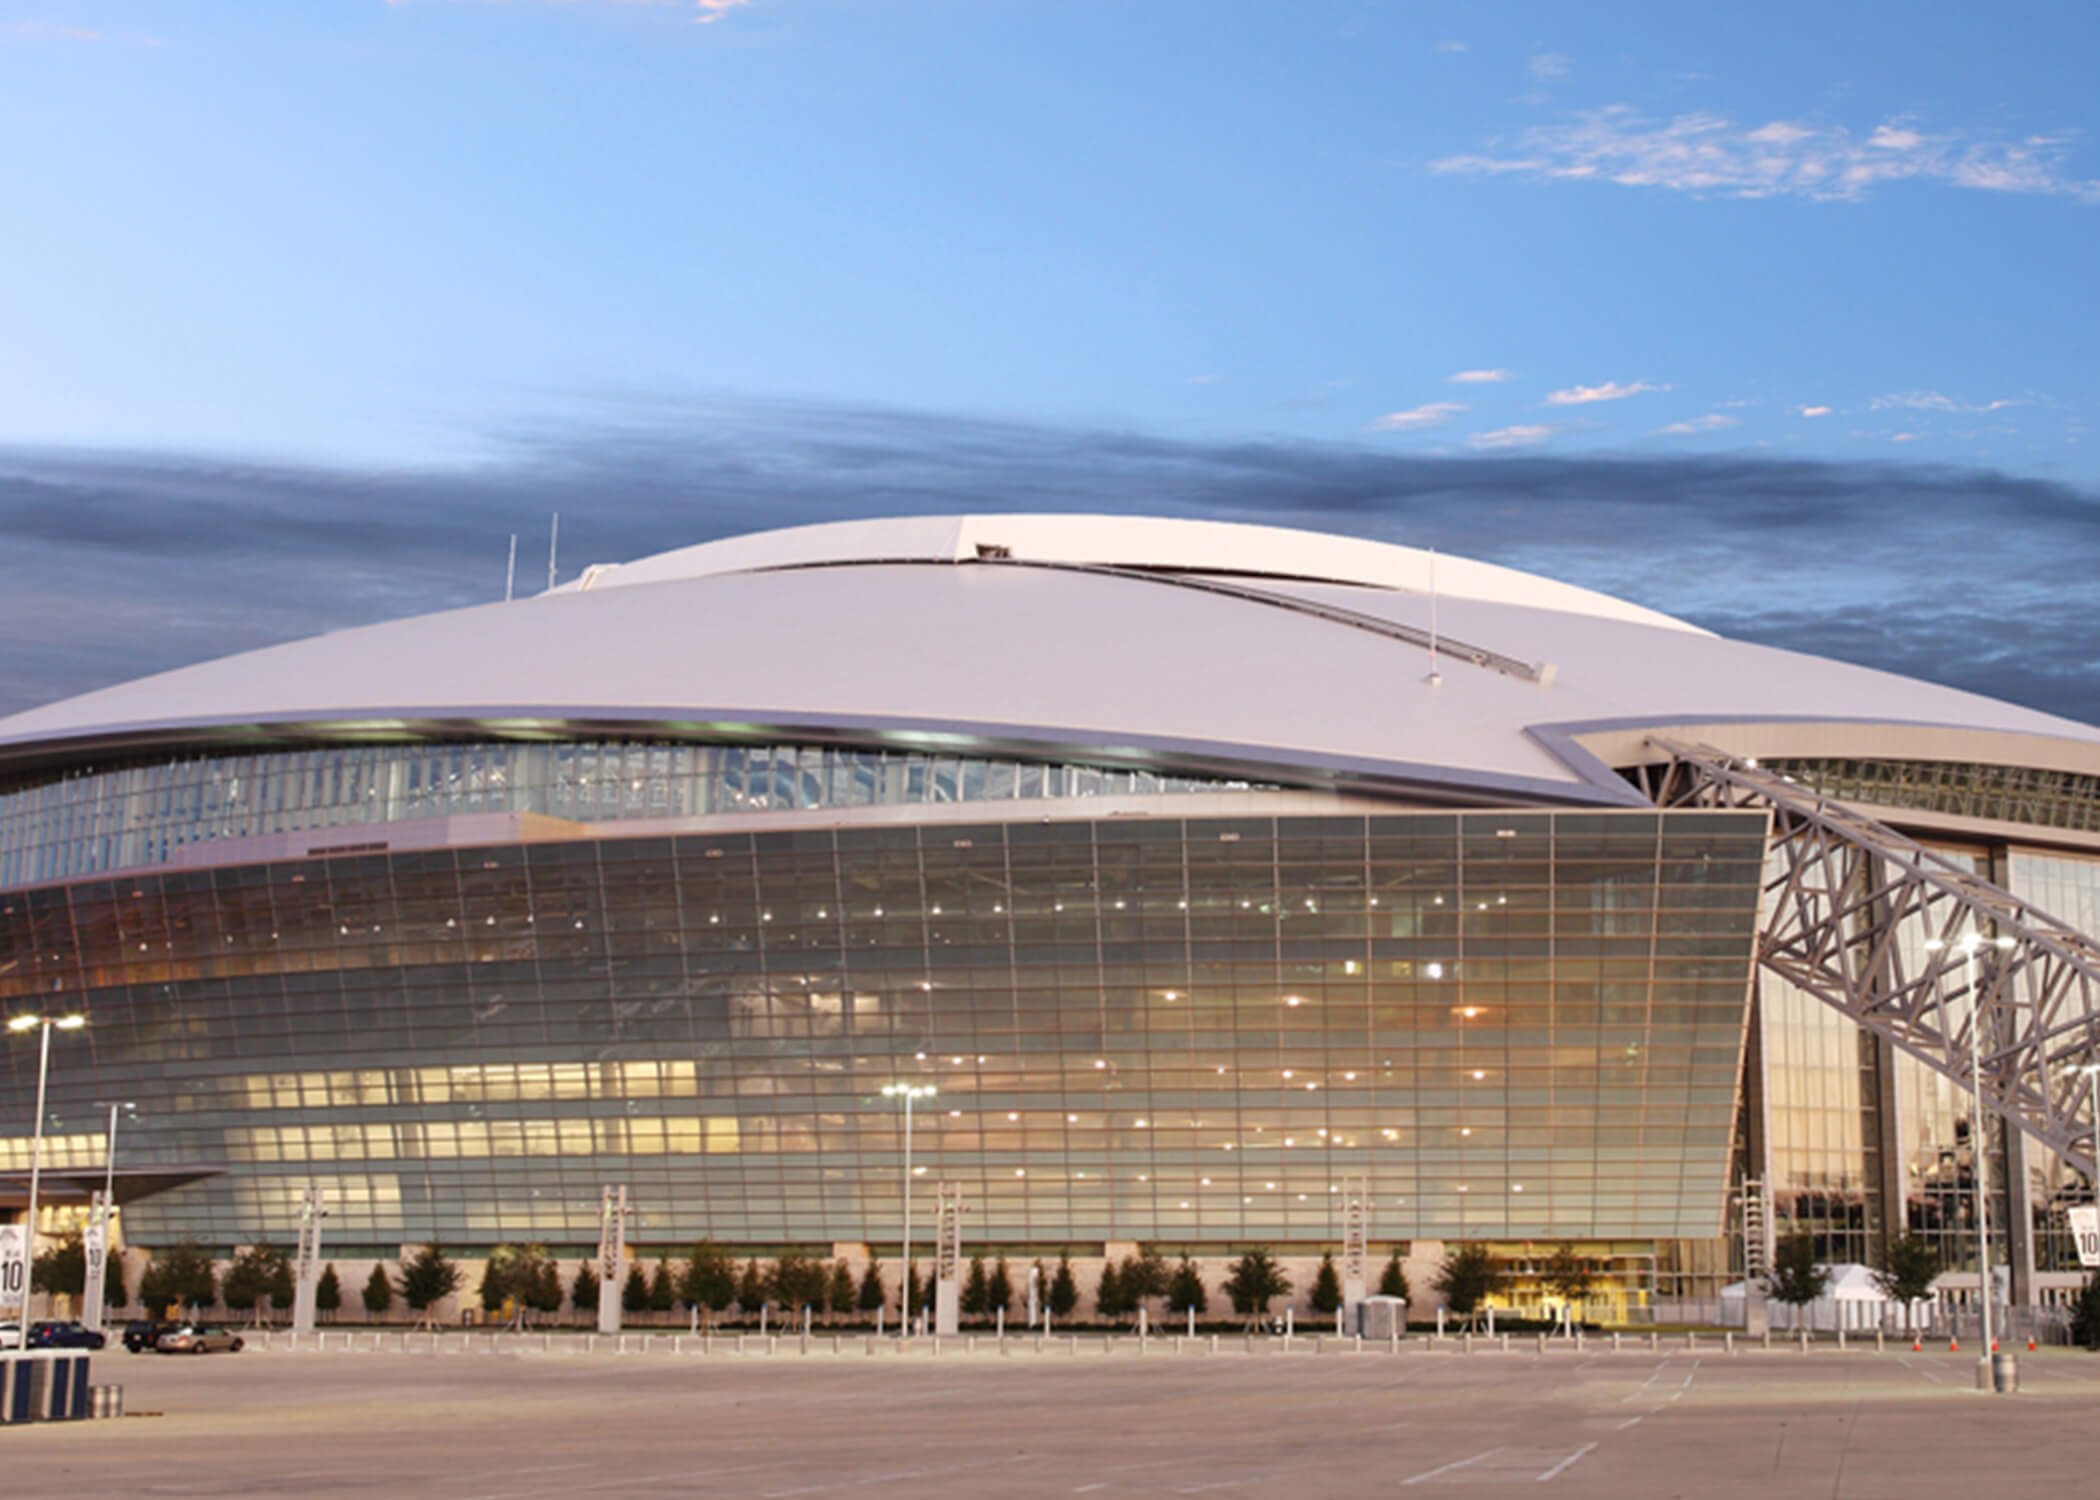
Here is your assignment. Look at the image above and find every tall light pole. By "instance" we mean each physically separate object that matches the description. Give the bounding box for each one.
[8,1012,86,1314]
[83,1099,135,1333]
[881,1083,935,1334]
[1925,932,2012,1387]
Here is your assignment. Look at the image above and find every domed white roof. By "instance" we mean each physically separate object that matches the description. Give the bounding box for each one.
[3,514,2096,806]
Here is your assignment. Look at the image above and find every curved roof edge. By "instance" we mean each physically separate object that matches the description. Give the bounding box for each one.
[555,513,1708,635]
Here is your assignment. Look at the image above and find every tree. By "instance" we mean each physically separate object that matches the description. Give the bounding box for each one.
[1095,1260,1124,1324]
[649,1259,677,1313]
[829,1261,855,1324]
[223,1245,293,1319]
[622,1262,650,1314]
[770,1251,823,1314]
[905,1261,925,1320]
[32,1234,86,1299]
[525,1256,566,1317]
[139,1239,217,1314]
[1434,1244,1506,1330]
[395,1244,466,1326]
[1048,1253,1078,1319]
[103,1244,127,1310]
[1166,1255,1208,1316]
[267,1251,295,1313]
[736,1258,767,1320]
[961,1256,990,1319]
[480,1244,522,1313]
[2072,1269,2100,1350]
[315,1264,343,1316]
[857,1257,888,1315]
[1120,1247,1167,1323]
[1221,1249,1291,1326]
[571,1262,601,1316]
[683,1242,737,1327]
[363,1264,395,1317]
[989,1256,1014,1317]
[1309,1252,1343,1316]
[1870,1233,1941,1317]
[1765,1233,1832,1319]
[1377,1250,1410,1302]
[1540,1244,1597,1320]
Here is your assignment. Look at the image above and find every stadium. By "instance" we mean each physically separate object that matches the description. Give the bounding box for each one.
[3,512,2099,1321]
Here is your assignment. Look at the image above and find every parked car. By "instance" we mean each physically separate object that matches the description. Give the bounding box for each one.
[122,1319,177,1353]
[26,1320,107,1350]
[0,1322,19,1350]
[155,1324,243,1354]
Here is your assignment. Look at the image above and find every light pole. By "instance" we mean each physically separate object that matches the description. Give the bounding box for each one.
[881,1083,935,1334]
[83,1100,135,1333]
[1925,932,2012,1387]
[8,1012,86,1315]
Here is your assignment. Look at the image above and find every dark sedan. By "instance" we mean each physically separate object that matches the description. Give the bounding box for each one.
[26,1320,107,1350]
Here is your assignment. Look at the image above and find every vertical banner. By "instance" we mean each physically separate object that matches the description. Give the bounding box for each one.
[0,1224,25,1317]
[80,1194,109,1333]
[933,1182,962,1336]
[596,1185,628,1335]
[1341,1176,1369,1321]
[292,1185,326,1335]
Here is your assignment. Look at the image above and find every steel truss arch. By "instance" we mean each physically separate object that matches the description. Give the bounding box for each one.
[1636,737,2100,1177]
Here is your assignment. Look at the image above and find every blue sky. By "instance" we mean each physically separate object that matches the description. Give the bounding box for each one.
[2,0,2098,720]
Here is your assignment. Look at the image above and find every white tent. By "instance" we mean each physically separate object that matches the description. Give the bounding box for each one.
[1721,1264,1929,1332]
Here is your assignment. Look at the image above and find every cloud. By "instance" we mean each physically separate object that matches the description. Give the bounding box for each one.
[1435,40,1468,54]
[1431,107,2100,204]
[1184,375,1222,385]
[1654,414,1739,436]
[5,20,163,44]
[1872,390,2025,414]
[1370,402,1466,432]
[1,397,2097,725]
[1467,424,1555,450]
[1798,405,1833,418]
[1528,53,1569,80]
[1890,432,1923,443]
[1447,369,1513,385]
[1544,379,1667,406]
[693,0,749,20]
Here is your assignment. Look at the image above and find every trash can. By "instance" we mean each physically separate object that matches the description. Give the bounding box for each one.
[1991,1352,2019,1394]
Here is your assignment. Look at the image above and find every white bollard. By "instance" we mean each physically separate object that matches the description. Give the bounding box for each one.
[1189,1308,1196,1338]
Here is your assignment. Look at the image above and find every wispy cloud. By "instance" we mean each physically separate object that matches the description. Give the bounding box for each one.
[1447,368,1513,385]
[1528,53,1569,80]
[1435,39,1468,54]
[5,20,163,44]
[1431,107,2100,204]
[1798,405,1833,418]
[1871,390,2025,413]
[1468,424,1555,450]
[1369,402,1466,432]
[1891,432,1924,443]
[1544,379,1667,407]
[1183,374,1222,385]
[1654,413,1739,436]
[693,0,750,21]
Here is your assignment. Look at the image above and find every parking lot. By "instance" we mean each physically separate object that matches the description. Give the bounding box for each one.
[12,1339,2100,1497]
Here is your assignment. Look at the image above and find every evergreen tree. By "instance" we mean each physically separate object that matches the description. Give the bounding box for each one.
[961,1255,990,1318]
[362,1263,394,1317]
[1166,1255,1208,1316]
[571,1262,601,1316]
[770,1251,823,1313]
[1095,1260,1124,1323]
[103,1244,127,1310]
[1434,1244,1507,1330]
[1221,1249,1291,1325]
[1765,1233,1831,1314]
[479,1244,523,1313]
[1377,1250,1410,1302]
[2072,1269,2100,1350]
[1309,1252,1343,1316]
[529,1258,566,1316]
[1120,1246,1167,1321]
[1048,1253,1078,1319]
[737,1258,767,1319]
[31,1234,86,1298]
[905,1261,925,1320]
[622,1261,650,1314]
[829,1261,856,1324]
[223,1245,291,1315]
[857,1258,888,1315]
[988,1256,1014,1316]
[1540,1244,1597,1320]
[315,1264,343,1316]
[395,1244,466,1324]
[139,1239,218,1314]
[267,1250,295,1313]
[649,1259,677,1313]
[682,1241,737,1327]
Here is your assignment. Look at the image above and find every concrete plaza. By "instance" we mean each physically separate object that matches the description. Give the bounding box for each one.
[11,1338,2100,1497]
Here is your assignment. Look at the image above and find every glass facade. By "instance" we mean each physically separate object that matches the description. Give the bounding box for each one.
[1762,756,2100,836]
[0,741,1269,891]
[0,808,1764,1251]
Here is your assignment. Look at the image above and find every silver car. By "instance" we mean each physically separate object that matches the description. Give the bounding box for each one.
[155,1324,244,1354]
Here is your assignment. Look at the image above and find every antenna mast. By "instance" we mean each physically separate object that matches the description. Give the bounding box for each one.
[547,513,559,592]
[1425,547,1443,686]
[505,534,517,603]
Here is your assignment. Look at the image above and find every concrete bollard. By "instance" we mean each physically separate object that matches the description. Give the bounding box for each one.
[1687,1332,1697,1352]
[1611,1332,1621,1352]
[736,1334,746,1354]
[1069,1336,1078,1355]
[1463,1333,1474,1355]
[1500,1333,1510,1354]
[1245,1333,1255,1355]
[1537,1333,1547,1356]
[1875,1329,1885,1353]
[832,1336,841,1354]
[865,1337,877,1356]
[930,1337,940,1356]
[1799,1330,1810,1354]
[1761,1329,1771,1350]
[799,1333,809,1355]
[1575,1331,1585,1352]
[1837,1328,1847,1351]
[1647,1331,1659,1352]
[1210,1334,1219,1355]
[967,1336,977,1355]
[1725,1332,1734,1355]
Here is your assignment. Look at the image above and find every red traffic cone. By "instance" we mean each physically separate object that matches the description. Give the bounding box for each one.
[1912,1336,1922,1352]
[1991,1339,2000,1352]
[1950,1336,1960,1352]
[2028,1338,2037,1352]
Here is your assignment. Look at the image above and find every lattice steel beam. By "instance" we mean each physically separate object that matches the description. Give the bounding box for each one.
[1639,737,2100,1176]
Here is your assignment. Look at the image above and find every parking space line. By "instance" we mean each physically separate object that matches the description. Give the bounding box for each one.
[1403,1447,1507,1485]
[1536,1443,1598,1481]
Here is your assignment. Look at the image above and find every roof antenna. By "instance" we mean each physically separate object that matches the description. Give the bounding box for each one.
[547,512,560,592]
[504,533,517,603]
[1425,547,1443,686]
